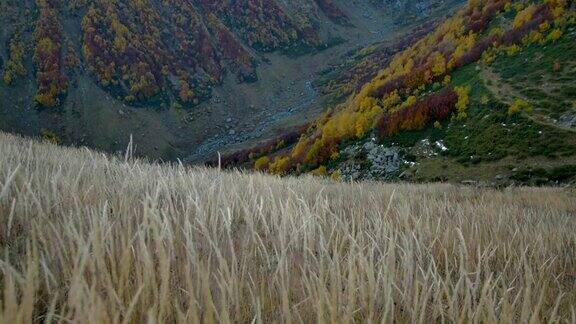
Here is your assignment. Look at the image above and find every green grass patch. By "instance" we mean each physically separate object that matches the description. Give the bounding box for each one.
[443,102,576,163]
[511,165,576,185]
[384,60,576,164]
[490,33,576,116]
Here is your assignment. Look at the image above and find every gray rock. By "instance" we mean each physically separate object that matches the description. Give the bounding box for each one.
[367,146,401,175]
[337,137,403,181]
[559,112,576,128]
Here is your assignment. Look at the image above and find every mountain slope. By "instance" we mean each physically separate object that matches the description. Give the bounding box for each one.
[231,0,576,186]
[1,131,575,322]
[0,0,464,161]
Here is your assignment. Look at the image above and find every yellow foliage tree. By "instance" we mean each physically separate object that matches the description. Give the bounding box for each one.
[513,4,537,29]
[331,170,342,181]
[254,156,270,171]
[454,86,471,120]
[269,156,291,175]
[508,99,532,116]
[355,105,382,138]
[403,95,417,108]
[41,128,61,145]
[304,139,324,166]
[539,22,551,32]
[179,81,195,103]
[4,38,27,85]
[291,137,309,159]
[430,51,446,77]
[525,31,544,45]
[506,45,521,56]
[547,29,563,42]
[383,91,401,110]
[360,96,378,111]
[312,165,328,176]
[3,72,13,86]
[35,93,59,108]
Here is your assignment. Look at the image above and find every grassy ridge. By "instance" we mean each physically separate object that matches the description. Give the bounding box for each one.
[0,132,575,322]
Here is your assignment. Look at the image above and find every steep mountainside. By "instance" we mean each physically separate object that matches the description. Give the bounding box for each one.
[223,0,576,186]
[0,0,463,160]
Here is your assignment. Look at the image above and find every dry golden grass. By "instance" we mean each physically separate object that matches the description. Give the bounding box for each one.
[0,131,575,323]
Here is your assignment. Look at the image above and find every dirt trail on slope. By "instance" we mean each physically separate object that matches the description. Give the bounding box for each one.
[479,65,576,133]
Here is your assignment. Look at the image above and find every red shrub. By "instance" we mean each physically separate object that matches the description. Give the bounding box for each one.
[214,125,308,168]
[377,89,458,138]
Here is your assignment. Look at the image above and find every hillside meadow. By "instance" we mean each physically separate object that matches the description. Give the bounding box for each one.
[0,132,575,323]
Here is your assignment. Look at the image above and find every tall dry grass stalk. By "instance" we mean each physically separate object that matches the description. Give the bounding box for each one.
[0,132,575,323]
